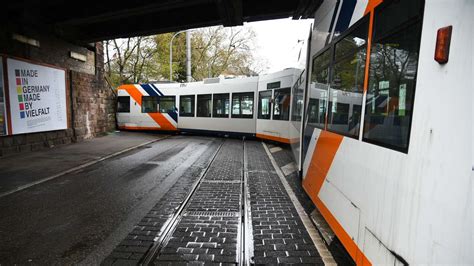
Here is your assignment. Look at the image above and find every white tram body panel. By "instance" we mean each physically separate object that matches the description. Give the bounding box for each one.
[256,68,301,143]
[175,77,259,134]
[302,0,473,265]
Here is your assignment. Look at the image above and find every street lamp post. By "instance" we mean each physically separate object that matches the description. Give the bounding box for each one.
[169,30,193,82]
[186,31,192,82]
[169,30,186,82]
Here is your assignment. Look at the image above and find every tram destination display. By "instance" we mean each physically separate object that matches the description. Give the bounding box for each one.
[7,58,67,135]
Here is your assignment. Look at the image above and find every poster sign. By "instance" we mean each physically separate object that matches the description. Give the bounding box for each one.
[7,58,67,135]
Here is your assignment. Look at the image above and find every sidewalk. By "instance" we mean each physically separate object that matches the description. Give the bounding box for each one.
[0,131,167,197]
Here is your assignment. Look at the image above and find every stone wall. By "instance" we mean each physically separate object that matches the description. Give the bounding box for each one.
[0,28,116,156]
[71,71,116,142]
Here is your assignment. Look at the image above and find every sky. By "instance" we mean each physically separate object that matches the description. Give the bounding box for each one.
[244,18,314,74]
[108,18,315,77]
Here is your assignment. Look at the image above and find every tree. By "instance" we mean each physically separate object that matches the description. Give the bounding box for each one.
[152,33,188,82]
[191,26,259,81]
[104,26,261,87]
[105,36,158,86]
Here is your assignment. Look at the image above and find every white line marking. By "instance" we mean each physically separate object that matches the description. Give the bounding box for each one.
[262,142,336,265]
[269,146,282,153]
[0,136,169,199]
[281,162,297,176]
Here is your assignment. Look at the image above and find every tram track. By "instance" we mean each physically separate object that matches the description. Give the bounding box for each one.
[140,138,252,265]
[241,139,254,265]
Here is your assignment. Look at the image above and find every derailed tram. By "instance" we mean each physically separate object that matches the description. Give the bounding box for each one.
[116,0,473,264]
[116,68,302,145]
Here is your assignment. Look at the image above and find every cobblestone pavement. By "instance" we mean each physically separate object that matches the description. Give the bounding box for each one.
[186,182,241,213]
[267,143,354,266]
[154,139,243,265]
[103,139,328,265]
[203,140,243,181]
[268,143,316,215]
[102,139,221,265]
[246,141,323,265]
[156,214,240,265]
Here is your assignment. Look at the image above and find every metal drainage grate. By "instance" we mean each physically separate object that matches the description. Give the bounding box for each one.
[247,170,275,174]
[184,211,239,217]
[201,180,242,183]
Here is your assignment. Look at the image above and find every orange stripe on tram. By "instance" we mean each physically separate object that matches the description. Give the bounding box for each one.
[120,85,177,131]
[363,11,375,94]
[302,1,387,263]
[302,132,371,265]
[148,113,176,131]
[256,133,291,144]
[302,1,386,263]
[364,0,383,15]
[303,131,343,196]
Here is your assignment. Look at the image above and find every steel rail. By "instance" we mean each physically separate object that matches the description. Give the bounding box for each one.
[141,139,225,265]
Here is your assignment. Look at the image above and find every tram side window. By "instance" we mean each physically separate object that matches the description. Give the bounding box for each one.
[273,88,291,121]
[308,48,331,129]
[197,94,212,117]
[258,91,272,119]
[180,95,195,117]
[291,72,305,122]
[159,96,176,113]
[363,0,423,152]
[327,17,368,138]
[232,92,254,119]
[306,98,320,124]
[142,96,158,113]
[117,96,130,113]
[213,93,229,118]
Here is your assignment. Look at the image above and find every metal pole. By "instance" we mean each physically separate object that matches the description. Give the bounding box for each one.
[169,38,173,81]
[169,30,187,82]
[186,31,192,82]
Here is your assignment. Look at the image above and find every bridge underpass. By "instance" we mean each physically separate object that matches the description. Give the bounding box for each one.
[0,0,353,265]
[4,0,322,43]
[0,0,322,155]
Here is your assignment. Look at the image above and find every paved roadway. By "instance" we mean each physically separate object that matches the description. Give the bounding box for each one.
[0,135,220,264]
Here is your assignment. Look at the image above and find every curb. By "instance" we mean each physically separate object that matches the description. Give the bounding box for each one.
[0,135,170,199]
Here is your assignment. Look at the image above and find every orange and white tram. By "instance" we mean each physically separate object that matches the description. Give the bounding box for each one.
[301,0,472,264]
[116,0,473,264]
[116,68,301,142]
